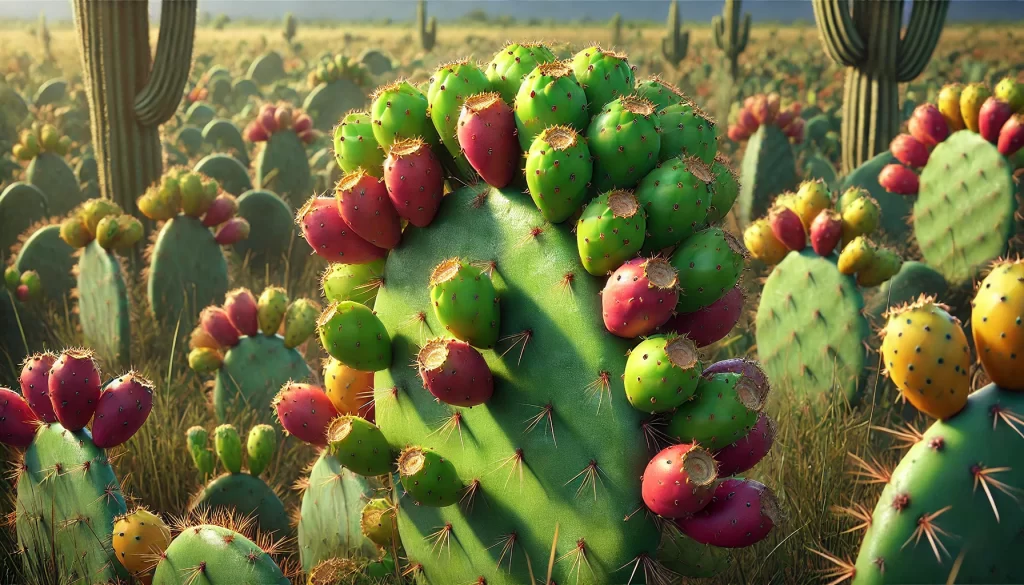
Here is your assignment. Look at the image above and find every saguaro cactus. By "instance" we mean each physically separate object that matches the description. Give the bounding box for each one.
[661,0,689,66]
[417,0,437,52]
[812,0,949,173]
[71,0,197,214]
[713,0,750,81]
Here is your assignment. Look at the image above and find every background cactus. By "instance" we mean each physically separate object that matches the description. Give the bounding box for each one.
[0,182,48,256]
[731,96,803,227]
[302,54,368,132]
[661,0,689,67]
[713,0,751,81]
[417,0,437,52]
[231,189,300,271]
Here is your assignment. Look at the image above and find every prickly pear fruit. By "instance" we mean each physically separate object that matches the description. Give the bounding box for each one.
[417,338,494,407]
[274,106,293,129]
[19,352,57,423]
[201,307,241,348]
[525,125,594,223]
[17,271,40,300]
[91,372,154,449]
[809,209,842,257]
[94,215,123,249]
[972,260,1024,390]
[246,424,277,476]
[960,83,991,133]
[995,76,1024,112]
[201,194,237,227]
[213,424,243,474]
[257,104,278,133]
[602,257,679,338]
[182,175,214,217]
[670,228,746,313]
[114,216,143,250]
[327,415,394,476]
[257,286,289,336]
[428,258,501,349]
[333,111,385,174]
[792,179,831,230]
[48,349,102,431]
[214,217,250,245]
[743,219,788,265]
[188,347,222,373]
[836,186,866,213]
[457,92,520,188]
[998,114,1024,157]
[324,358,375,421]
[398,446,463,507]
[576,189,646,275]
[186,426,215,476]
[298,196,387,265]
[3,266,18,291]
[370,81,439,153]
[112,508,172,577]
[486,42,557,104]
[889,134,930,168]
[587,96,662,191]
[634,157,714,254]
[244,120,269,142]
[908,103,949,148]
[58,216,91,248]
[318,301,393,371]
[937,83,966,131]
[979,96,1014,143]
[320,260,385,307]
[513,61,589,150]
[642,443,718,518]
[624,335,702,413]
[571,47,635,112]
[79,199,123,235]
[281,298,319,349]
[668,372,766,450]
[768,205,806,251]
[336,170,402,250]
[855,247,902,288]
[662,285,744,348]
[840,194,880,244]
[383,138,445,228]
[701,358,772,408]
[0,387,40,447]
[878,163,920,195]
[676,478,780,548]
[837,236,876,275]
[272,383,341,446]
[14,284,29,302]
[712,413,775,476]
[221,288,258,337]
[361,498,397,549]
[880,296,969,419]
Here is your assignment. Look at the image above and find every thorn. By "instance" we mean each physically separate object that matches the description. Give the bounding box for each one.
[972,465,1023,522]
[830,502,872,534]
[808,547,856,585]
[901,505,954,563]
[564,459,605,501]
[489,449,526,492]
[426,523,453,559]
[487,532,518,573]
[522,402,556,446]
[427,410,465,447]
[498,329,533,366]
[846,452,892,485]
[584,371,612,414]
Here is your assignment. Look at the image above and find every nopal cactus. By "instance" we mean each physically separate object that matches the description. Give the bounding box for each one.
[303,54,368,132]
[291,42,780,583]
[11,122,84,216]
[247,103,317,206]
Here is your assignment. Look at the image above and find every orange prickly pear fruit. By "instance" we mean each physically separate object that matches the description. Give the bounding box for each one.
[880,295,970,419]
[938,83,966,131]
[112,507,171,581]
[743,218,788,265]
[972,259,1024,390]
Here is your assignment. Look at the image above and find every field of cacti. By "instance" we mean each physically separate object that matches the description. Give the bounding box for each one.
[1,2,1023,584]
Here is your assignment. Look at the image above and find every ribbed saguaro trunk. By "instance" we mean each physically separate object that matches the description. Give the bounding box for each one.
[72,0,197,214]
[813,0,948,174]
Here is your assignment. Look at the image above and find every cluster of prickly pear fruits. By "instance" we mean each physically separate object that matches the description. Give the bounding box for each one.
[112,508,173,584]
[138,167,250,244]
[308,53,369,88]
[3,264,41,303]
[11,122,72,160]
[244,102,316,144]
[727,93,804,143]
[59,198,143,251]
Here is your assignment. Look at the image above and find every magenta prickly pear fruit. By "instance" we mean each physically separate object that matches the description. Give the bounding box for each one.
[91,372,154,449]
[417,338,494,407]
[298,196,387,265]
[602,257,679,338]
[889,133,930,168]
[293,114,313,134]
[224,288,259,337]
[258,104,279,133]
[428,258,501,349]
[201,194,237,227]
[878,163,920,196]
[661,285,744,347]
[336,170,402,250]
[979,96,1014,143]
[767,205,805,251]
[383,137,445,228]
[200,306,241,348]
[398,446,463,507]
[317,301,393,371]
[272,382,341,446]
[298,128,318,144]
[809,209,842,256]
[712,413,775,476]
[19,352,57,423]
[676,478,780,548]
[642,443,719,518]
[48,349,102,431]
[998,113,1024,157]
[908,103,949,148]
[15,285,29,302]
[457,92,520,188]
[624,335,702,413]
[0,387,40,447]
[327,415,394,476]
[244,121,269,142]
[214,217,250,245]
[701,358,771,398]
[727,125,750,142]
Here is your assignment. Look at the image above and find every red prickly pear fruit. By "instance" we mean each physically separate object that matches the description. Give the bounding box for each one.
[0,387,40,447]
[768,205,805,251]
[676,478,781,548]
[383,138,445,228]
[998,114,1024,157]
[15,284,29,302]
[774,109,796,131]
[701,358,772,401]
[737,107,758,133]
[602,257,680,338]
[202,194,237,227]
[979,97,1014,144]
[743,96,755,110]
[642,443,719,518]
[765,93,781,125]
[782,118,804,143]
[417,338,494,407]
[223,288,259,337]
[661,285,744,347]
[274,106,293,130]
[298,129,318,144]
[878,164,920,196]
[809,209,843,256]
[214,217,250,245]
[750,95,770,125]
[48,349,102,431]
[457,92,520,188]
[889,134,930,168]
[293,114,313,134]
[91,372,154,449]
[727,125,750,142]
[908,103,950,148]
[336,170,402,249]
[258,105,279,134]
[19,352,57,423]
[297,197,387,264]
[244,121,269,142]
[272,382,340,446]
[200,307,241,348]
[713,414,776,476]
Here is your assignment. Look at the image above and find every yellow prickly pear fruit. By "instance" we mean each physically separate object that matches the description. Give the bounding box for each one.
[95,215,123,250]
[773,191,798,212]
[39,124,59,152]
[12,143,31,161]
[282,298,320,348]
[793,179,832,229]
[56,136,72,156]
[938,83,966,131]
[257,286,289,335]
[114,216,144,250]
[855,247,903,287]
[137,187,177,221]
[188,347,223,373]
[837,186,866,213]
[112,508,171,578]
[178,172,203,209]
[995,77,1024,113]
[743,218,789,265]
[181,174,213,218]
[80,198,123,235]
[324,357,374,415]
[960,83,992,133]
[837,236,876,275]
[880,296,970,419]
[972,259,1024,389]
[840,194,880,244]
[20,129,40,157]
[59,216,93,248]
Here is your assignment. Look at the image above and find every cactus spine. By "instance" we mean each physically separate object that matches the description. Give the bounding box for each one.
[417,0,437,51]
[661,0,689,66]
[712,0,750,81]
[812,0,949,173]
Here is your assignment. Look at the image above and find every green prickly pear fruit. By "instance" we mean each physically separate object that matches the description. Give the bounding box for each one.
[94,215,122,250]
[214,424,243,474]
[397,446,463,507]
[186,426,216,476]
[257,286,289,336]
[320,259,386,306]
[80,198,123,235]
[669,228,747,313]
[486,42,557,104]
[587,96,662,192]
[960,82,991,133]
[667,372,766,450]
[114,215,144,250]
[317,300,393,371]
[326,415,394,476]
[428,258,500,349]
[178,172,205,215]
[360,498,397,549]
[283,298,320,349]
[59,217,92,248]
[995,77,1024,113]
[634,156,713,254]
[836,186,866,213]
[246,424,277,476]
[4,266,20,291]
[40,124,59,151]
[426,59,492,177]
[56,136,72,156]
[658,101,718,165]
[570,46,635,113]
[19,271,42,300]
[333,111,385,174]
[855,247,902,288]
[837,236,876,275]
[370,80,439,153]
[576,189,646,276]
[840,194,880,244]
[706,153,739,224]
[792,179,831,230]
[21,129,40,156]
[188,347,223,373]
[514,61,589,150]
[137,188,177,221]
[624,335,703,413]
[12,144,31,161]
[524,125,593,223]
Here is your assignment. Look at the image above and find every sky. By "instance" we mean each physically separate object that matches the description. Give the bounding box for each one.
[3,0,1022,23]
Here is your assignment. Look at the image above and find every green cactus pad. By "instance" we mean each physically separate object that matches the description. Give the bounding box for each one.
[33,78,67,106]
[658,101,718,164]
[255,130,312,207]
[914,130,1018,285]
[213,334,312,423]
[755,250,869,407]
[232,189,298,269]
[247,51,286,86]
[304,79,367,132]
[152,524,289,585]
[576,189,646,276]
[231,78,262,103]
[318,301,392,371]
[202,119,249,166]
[16,424,128,584]
[194,153,253,196]
[184,102,216,127]
[570,47,635,113]
[370,81,439,153]
[321,259,386,307]
[26,152,83,216]
[486,43,557,104]
[208,76,233,106]
[657,532,732,578]
[176,126,204,156]
[864,261,947,325]
[840,151,913,245]
[669,227,745,312]
[359,49,393,75]
[586,96,661,192]
[188,473,289,538]
[737,125,797,227]
[635,157,713,253]
[514,62,589,150]
[76,241,131,365]
[0,182,48,258]
[333,111,385,174]
[15,223,77,302]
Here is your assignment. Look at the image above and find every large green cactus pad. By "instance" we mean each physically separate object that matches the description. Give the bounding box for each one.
[189,473,290,538]
[213,334,311,423]
[255,130,312,207]
[303,79,366,132]
[0,182,48,259]
[15,223,77,303]
[864,261,947,325]
[233,189,298,269]
[194,153,253,196]
[152,524,289,585]
[737,125,797,227]
[76,241,131,365]
[26,152,83,217]
[202,119,249,166]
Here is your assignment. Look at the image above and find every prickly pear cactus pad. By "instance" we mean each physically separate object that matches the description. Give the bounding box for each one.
[75,242,131,364]
[247,103,316,206]
[232,189,298,269]
[12,123,83,216]
[194,153,254,196]
[14,222,78,302]
[151,523,289,585]
[0,182,48,256]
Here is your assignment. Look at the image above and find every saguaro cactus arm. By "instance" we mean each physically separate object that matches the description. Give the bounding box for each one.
[712,0,750,57]
[135,0,198,126]
[811,0,866,67]
[661,0,689,65]
[896,0,950,81]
